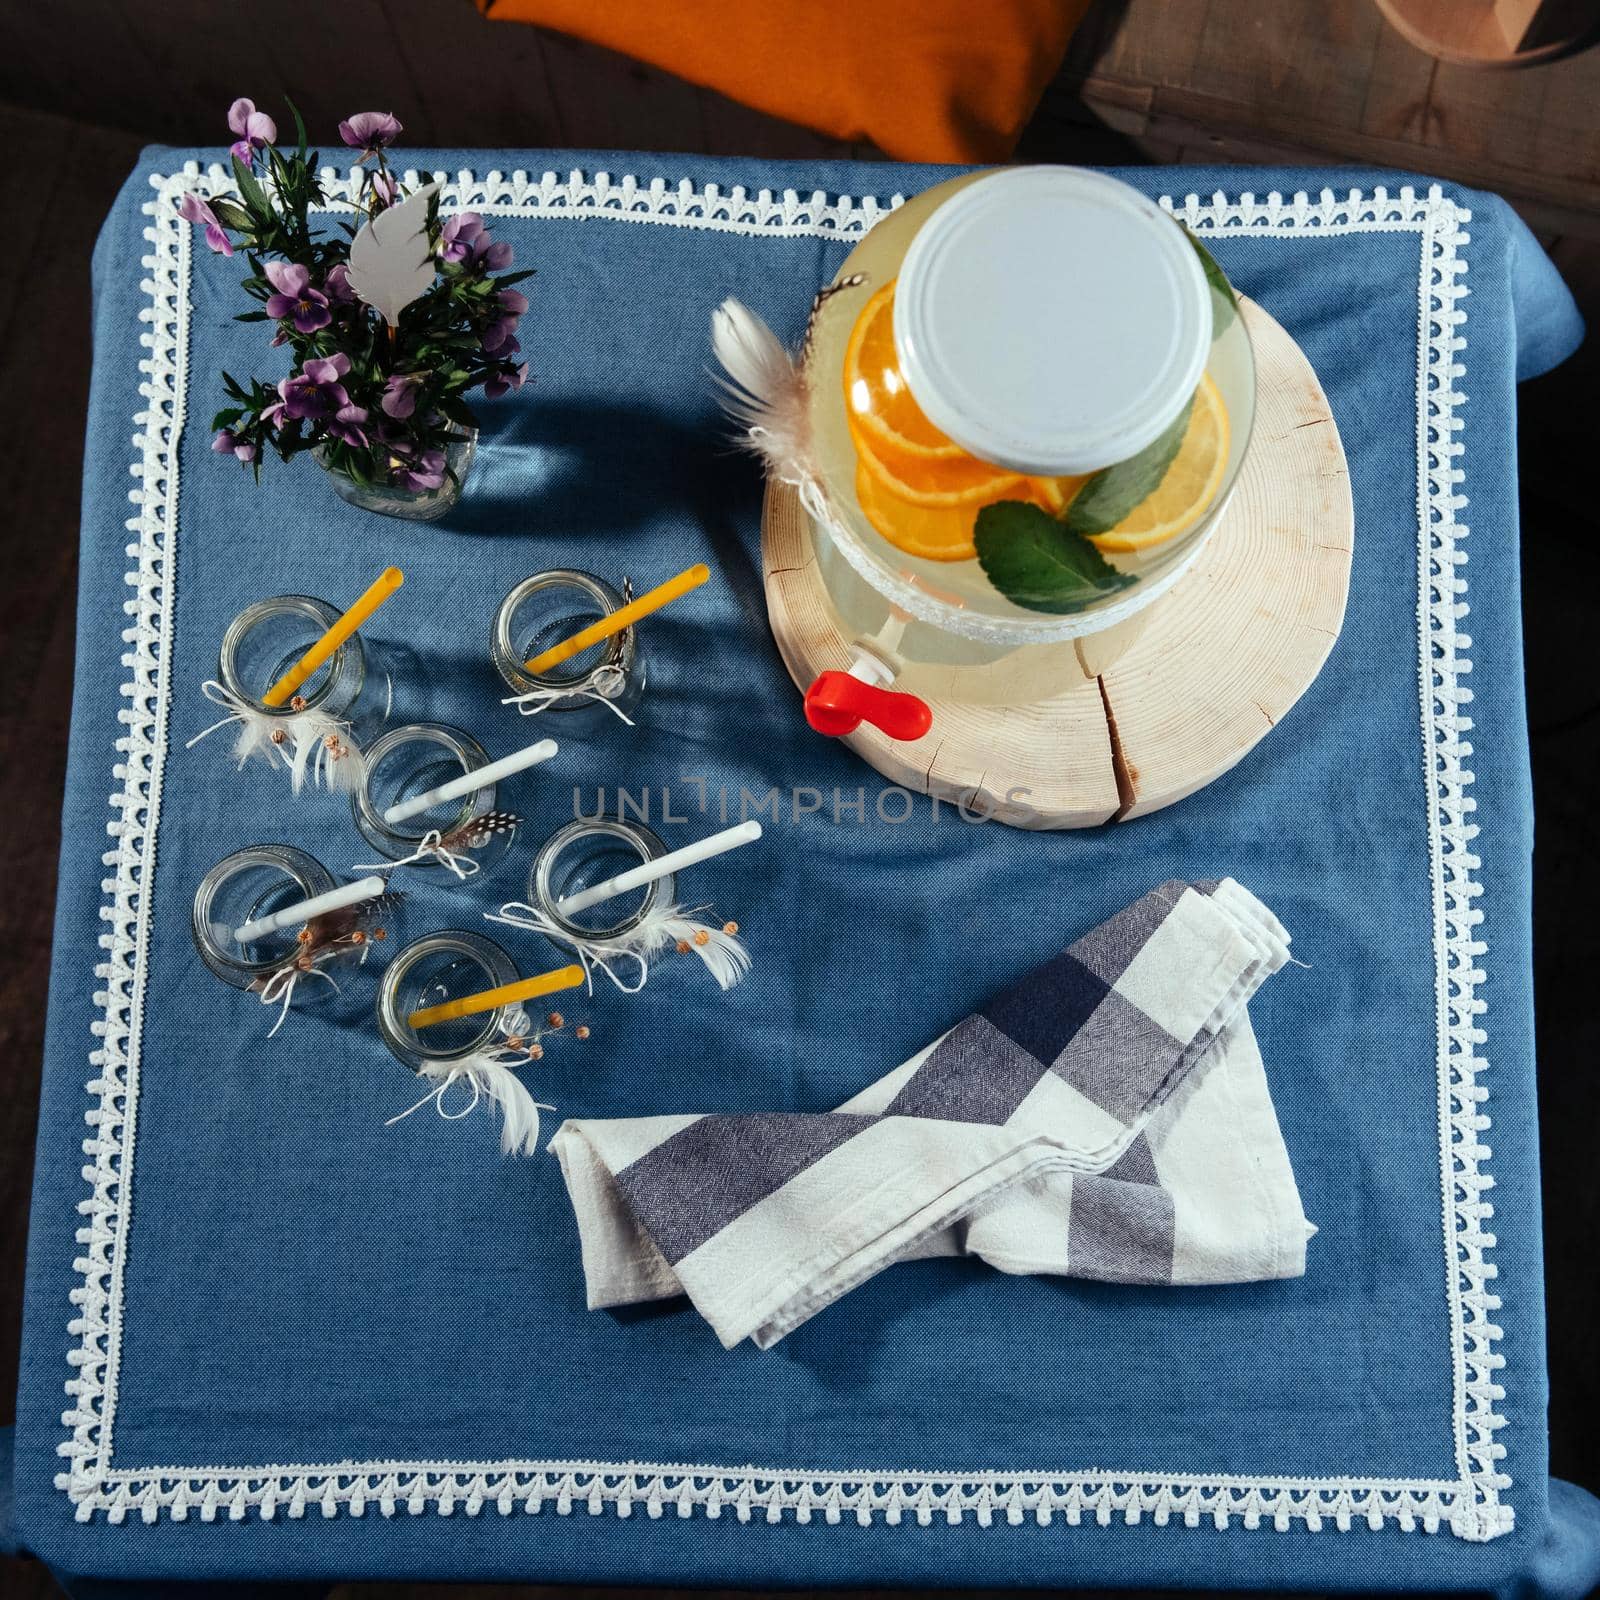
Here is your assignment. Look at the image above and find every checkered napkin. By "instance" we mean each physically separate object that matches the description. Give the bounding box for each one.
[550,879,1313,1349]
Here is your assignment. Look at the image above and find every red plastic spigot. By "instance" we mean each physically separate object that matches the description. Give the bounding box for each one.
[804,671,933,741]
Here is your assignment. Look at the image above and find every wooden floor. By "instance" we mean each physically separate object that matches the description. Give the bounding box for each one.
[1,2,1595,1594]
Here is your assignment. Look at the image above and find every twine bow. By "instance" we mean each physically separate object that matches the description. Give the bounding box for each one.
[255,954,343,1038]
[486,901,648,994]
[486,899,749,995]
[501,663,634,725]
[354,829,479,882]
[251,923,385,1036]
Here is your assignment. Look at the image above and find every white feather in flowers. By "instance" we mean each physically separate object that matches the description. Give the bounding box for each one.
[187,680,366,795]
[346,181,441,327]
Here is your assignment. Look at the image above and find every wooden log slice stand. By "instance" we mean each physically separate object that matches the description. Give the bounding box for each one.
[761,298,1355,829]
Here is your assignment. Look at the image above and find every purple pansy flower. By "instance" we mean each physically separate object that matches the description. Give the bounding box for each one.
[176,193,233,256]
[484,361,529,400]
[263,260,331,334]
[339,111,402,154]
[380,372,422,419]
[227,98,276,167]
[279,353,352,421]
[498,288,529,316]
[481,315,519,355]
[438,212,484,263]
[323,262,356,304]
[392,447,447,493]
[211,428,255,462]
[327,403,370,448]
[369,168,399,207]
[470,231,513,271]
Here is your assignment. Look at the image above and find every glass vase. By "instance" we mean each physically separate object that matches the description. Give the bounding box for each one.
[316,428,478,522]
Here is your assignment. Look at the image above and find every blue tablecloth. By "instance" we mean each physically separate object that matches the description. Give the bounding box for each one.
[11,147,1600,1597]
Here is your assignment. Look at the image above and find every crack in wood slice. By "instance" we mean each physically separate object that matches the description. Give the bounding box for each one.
[1097,675,1138,821]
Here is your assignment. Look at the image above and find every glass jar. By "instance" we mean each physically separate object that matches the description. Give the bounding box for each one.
[191,844,339,989]
[352,722,517,876]
[528,815,675,949]
[376,929,520,1071]
[799,165,1255,714]
[492,571,643,721]
[219,593,366,727]
[316,427,478,522]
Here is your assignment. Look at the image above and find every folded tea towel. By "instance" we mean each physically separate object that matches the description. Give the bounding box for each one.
[550,878,1314,1349]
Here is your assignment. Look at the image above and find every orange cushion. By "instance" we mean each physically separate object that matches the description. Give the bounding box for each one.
[477,0,1090,163]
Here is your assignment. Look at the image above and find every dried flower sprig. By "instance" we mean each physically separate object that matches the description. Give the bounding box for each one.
[179,98,531,494]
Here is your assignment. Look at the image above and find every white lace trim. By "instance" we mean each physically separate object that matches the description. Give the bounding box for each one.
[57,173,1507,1541]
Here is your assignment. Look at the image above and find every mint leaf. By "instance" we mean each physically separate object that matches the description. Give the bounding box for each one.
[1063,395,1193,538]
[1184,227,1236,336]
[975,501,1134,615]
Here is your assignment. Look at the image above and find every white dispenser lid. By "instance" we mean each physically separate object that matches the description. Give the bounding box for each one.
[892,167,1211,477]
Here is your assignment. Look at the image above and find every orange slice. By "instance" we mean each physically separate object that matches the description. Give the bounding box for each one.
[855,462,1068,563]
[843,282,963,460]
[1032,472,1090,515]
[1088,376,1231,553]
[854,460,977,560]
[844,282,1095,517]
[851,414,1023,507]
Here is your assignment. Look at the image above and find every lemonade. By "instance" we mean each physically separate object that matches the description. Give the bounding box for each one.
[801,167,1255,696]
[842,280,1230,565]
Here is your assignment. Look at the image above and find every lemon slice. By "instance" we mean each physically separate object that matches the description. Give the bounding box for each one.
[1088,375,1230,553]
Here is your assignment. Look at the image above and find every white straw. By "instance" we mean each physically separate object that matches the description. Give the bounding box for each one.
[234,875,387,944]
[557,820,763,917]
[381,738,558,826]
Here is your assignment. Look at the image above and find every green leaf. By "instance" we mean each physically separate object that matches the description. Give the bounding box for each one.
[285,96,308,158]
[233,310,270,322]
[434,394,477,429]
[210,407,244,430]
[210,197,252,232]
[230,153,270,217]
[1183,226,1236,336]
[1061,396,1193,538]
[974,501,1134,615]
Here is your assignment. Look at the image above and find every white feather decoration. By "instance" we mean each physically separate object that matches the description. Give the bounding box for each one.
[710,298,813,484]
[386,1012,553,1158]
[187,680,367,796]
[346,181,441,326]
[633,905,752,991]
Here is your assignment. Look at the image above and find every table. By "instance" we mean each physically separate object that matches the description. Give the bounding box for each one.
[7,146,1600,1598]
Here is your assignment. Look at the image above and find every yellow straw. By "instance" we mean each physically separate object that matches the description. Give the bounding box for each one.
[261,566,405,707]
[523,562,709,676]
[406,964,585,1030]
